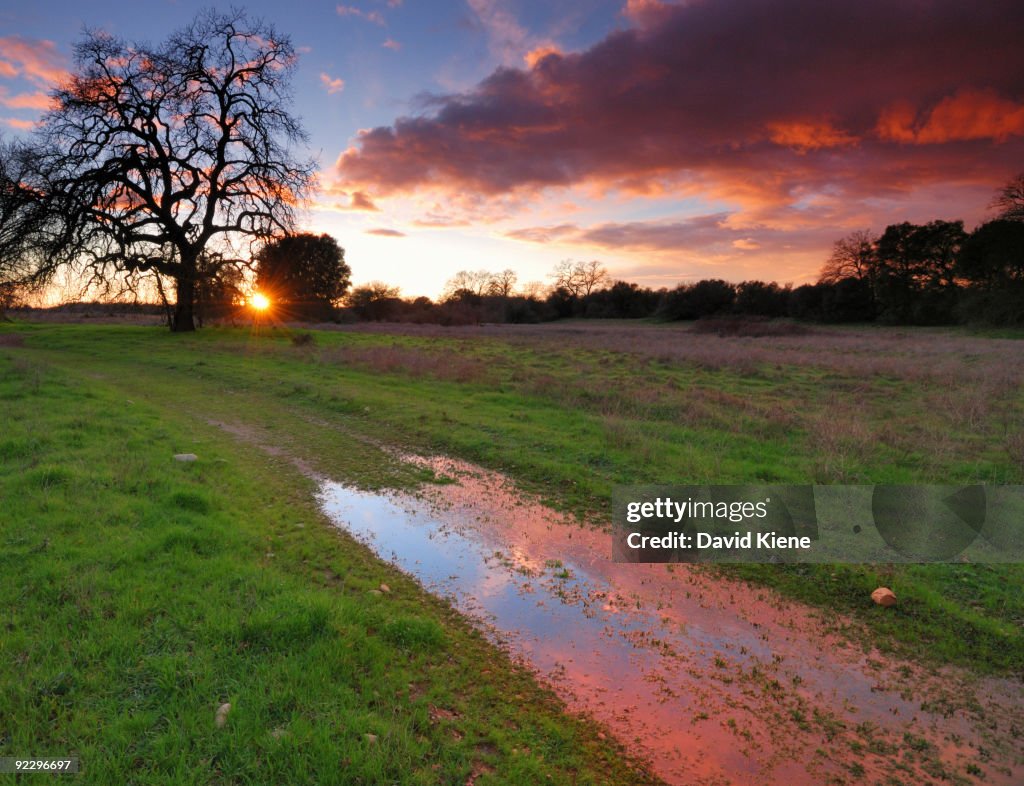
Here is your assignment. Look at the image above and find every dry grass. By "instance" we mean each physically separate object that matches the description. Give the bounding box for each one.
[295,320,1024,485]
[318,344,493,385]
[0,333,25,347]
[323,321,1024,385]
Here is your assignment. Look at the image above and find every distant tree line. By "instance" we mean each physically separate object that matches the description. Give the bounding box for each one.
[332,180,1023,327]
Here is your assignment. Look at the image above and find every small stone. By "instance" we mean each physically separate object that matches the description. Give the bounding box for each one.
[173,453,198,462]
[871,587,897,607]
[215,702,231,727]
[364,733,378,744]
[379,583,391,594]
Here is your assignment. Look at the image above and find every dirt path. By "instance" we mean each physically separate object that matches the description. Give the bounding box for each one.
[209,418,1022,785]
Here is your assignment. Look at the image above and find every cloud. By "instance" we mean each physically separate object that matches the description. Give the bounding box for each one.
[0,88,52,111]
[876,89,1024,144]
[3,117,36,130]
[0,36,67,87]
[766,120,859,153]
[335,0,1024,218]
[319,73,346,95]
[382,38,402,51]
[412,217,470,228]
[350,191,379,211]
[508,213,839,263]
[466,0,531,65]
[505,223,579,243]
[336,5,386,25]
[524,44,562,69]
[366,228,406,237]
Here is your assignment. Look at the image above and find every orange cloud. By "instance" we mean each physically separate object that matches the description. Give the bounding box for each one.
[524,45,561,68]
[622,0,677,27]
[877,90,1024,144]
[0,90,52,110]
[0,36,67,86]
[767,120,858,152]
[335,0,1024,223]
[3,117,35,130]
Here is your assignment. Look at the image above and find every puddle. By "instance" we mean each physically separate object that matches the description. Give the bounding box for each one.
[318,457,1021,785]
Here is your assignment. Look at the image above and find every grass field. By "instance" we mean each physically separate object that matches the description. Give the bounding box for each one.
[0,326,657,785]
[1,319,1022,781]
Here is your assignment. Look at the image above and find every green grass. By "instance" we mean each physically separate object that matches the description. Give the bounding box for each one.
[0,343,656,785]
[3,321,1023,683]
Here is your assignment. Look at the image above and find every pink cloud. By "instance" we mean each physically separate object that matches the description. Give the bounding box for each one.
[0,90,52,110]
[350,191,379,211]
[320,73,346,94]
[382,38,402,51]
[336,5,386,25]
[3,117,36,130]
[366,228,406,237]
[335,0,1024,220]
[0,36,67,86]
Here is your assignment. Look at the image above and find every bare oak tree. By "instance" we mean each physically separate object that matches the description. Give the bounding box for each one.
[31,9,315,331]
[993,173,1024,222]
[486,268,517,297]
[818,230,877,284]
[550,259,609,297]
[0,138,59,306]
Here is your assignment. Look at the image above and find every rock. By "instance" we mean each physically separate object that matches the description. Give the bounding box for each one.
[364,733,378,744]
[871,587,897,607]
[173,453,198,462]
[379,583,391,594]
[215,702,231,727]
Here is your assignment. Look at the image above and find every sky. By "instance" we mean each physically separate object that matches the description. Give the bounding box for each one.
[2,0,1023,298]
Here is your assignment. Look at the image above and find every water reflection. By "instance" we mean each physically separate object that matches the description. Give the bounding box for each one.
[318,458,1022,786]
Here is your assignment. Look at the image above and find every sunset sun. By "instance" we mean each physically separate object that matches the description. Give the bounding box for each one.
[250,292,270,311]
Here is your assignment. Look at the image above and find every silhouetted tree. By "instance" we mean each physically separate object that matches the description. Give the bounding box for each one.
[345,281,402,320]
[443,270,493,300]
[658,279,735,320]
[582,280,661,318]
[26,10,315,331]
[486,269,518,297]
[550,259,609,297]
[959,220,1024,285]
[818,230,877,284]
[787,284,824,321]
[0,137,62,307]
[545,285,577,318]
[956,219,1024,325]
[873,221,965,323]
[734,280,789,317]
[993,173,1024,222]
[255,233,350,319]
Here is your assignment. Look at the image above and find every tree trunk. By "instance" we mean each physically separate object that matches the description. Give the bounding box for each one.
[172,271,197,332]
